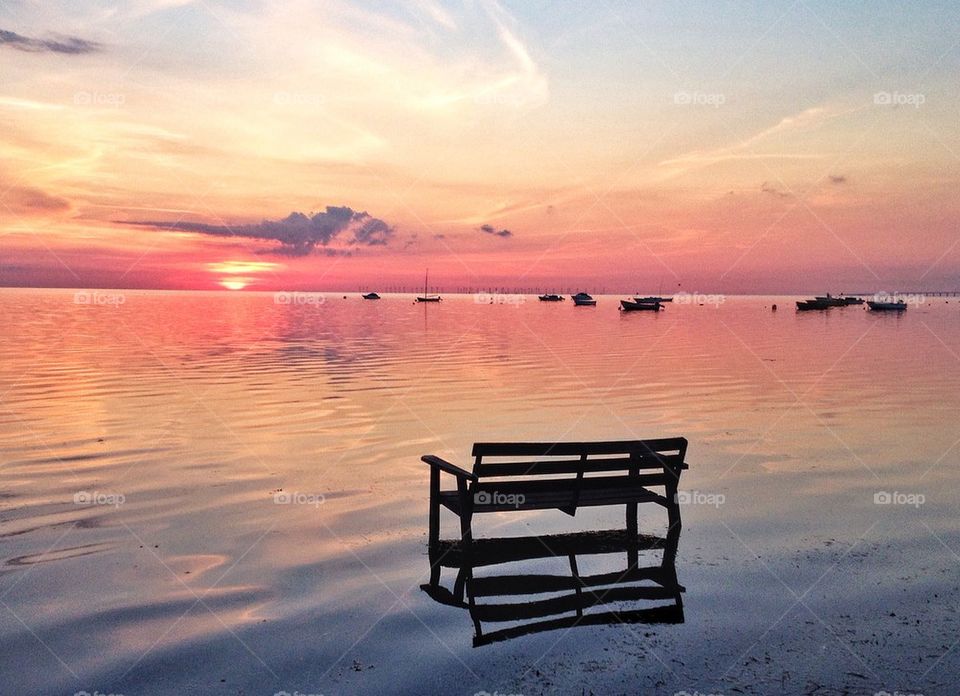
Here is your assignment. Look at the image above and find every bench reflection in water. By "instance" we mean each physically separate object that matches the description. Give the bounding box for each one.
[421,523,684,646]
[420,438,688,646]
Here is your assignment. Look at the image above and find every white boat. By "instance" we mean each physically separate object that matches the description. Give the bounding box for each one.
[571,292,596,306]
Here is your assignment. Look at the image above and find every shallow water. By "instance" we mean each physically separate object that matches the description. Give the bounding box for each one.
[2,288,959,695]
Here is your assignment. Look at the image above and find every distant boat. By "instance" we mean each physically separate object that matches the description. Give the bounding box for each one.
[867,300,907,311]
[571,292,597,306]
[796,299,832,311]
[416,269,441,302]
[810,294,844,307]
[620,299,662,312]
[814,293,862,306]
[538,293,565,302]
[362,292,381,300]
[634,296,673,303]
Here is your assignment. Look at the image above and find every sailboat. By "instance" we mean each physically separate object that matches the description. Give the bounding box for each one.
[416,269,441,302]
[635,279,674,304]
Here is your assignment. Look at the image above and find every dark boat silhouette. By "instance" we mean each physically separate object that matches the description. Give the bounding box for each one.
[416,269,441,302]
[621,299,662,311]
[867,300,907,311]
[571,292,597,306]
[634,296,673,303]
[796,298,832,310]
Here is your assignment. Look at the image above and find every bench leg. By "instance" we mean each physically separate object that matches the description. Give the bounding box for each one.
[626,501,639,570]
[428,466,441,586]
[663,474,682,588]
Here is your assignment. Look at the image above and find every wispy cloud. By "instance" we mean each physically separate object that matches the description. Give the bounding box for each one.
[418,0,548,110]
[656,106,857,179]
[0,28,101,55]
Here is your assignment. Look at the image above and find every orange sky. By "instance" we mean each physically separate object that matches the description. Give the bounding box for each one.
[2,1,959,292]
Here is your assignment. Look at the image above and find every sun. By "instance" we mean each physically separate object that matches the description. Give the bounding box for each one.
[220,278,250,290]
[208,260,282,290]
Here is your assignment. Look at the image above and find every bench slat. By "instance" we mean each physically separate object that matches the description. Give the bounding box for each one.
[473,473,672,496]
[473,604,684,645]
[439,484,667,514]
[472,585,680,622]
[476,455,685,477]
[471,437,686,458]
[470,567,670,597]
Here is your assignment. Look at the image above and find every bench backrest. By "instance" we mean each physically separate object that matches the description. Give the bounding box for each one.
[470,438,687,478]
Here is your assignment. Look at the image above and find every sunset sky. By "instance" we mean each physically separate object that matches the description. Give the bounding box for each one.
[2,0,959,292]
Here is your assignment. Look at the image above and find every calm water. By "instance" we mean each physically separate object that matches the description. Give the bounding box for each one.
[2,288,959,695]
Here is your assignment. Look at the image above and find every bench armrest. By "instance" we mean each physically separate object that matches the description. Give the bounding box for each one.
[422,455,478,482]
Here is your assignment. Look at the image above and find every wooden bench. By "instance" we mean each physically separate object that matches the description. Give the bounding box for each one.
[423,438,689,598]
[423,437,689,546]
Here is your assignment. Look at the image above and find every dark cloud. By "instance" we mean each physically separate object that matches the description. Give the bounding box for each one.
[4,185,70,213]
[829,174,847,184]
[121,206,394,256]
[0,28,101,55]
[760,181,791,199]
[350,215,392,246]
[479,223,513,238]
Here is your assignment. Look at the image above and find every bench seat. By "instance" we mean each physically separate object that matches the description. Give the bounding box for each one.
[438,474,673,514]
